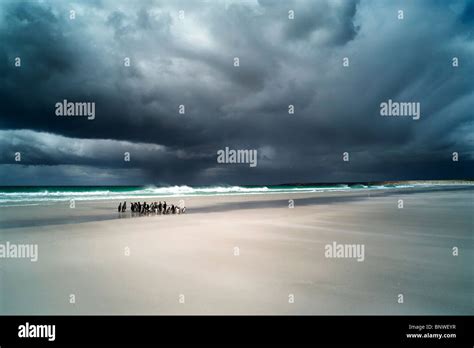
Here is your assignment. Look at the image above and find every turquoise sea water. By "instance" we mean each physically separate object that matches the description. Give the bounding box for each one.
[0,183,470,206]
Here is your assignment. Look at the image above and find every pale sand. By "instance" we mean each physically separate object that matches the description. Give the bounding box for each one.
[0,187,472,314]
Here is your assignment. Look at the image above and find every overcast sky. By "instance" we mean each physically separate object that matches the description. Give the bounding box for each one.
[0,0,472,186]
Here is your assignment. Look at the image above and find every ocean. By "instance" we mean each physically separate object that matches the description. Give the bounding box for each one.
[0,182,470,207]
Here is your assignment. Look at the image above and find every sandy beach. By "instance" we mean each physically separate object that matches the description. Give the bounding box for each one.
[0,186,472,315]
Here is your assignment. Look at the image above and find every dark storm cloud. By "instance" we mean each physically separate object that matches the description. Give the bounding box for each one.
[0,0,472,185]
[273,0,360,45]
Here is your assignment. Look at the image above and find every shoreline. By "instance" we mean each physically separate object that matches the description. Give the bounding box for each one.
[1,182,472,206]
[1,185,473,229]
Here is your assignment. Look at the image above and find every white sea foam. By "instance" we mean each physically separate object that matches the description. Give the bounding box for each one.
[0,183,468,206]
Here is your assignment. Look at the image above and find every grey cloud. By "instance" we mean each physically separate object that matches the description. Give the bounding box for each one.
[0,0,473,185]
